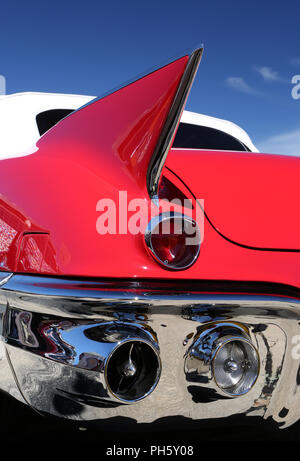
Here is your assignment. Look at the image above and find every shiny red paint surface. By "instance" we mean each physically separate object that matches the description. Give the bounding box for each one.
[167,149,300,250]
[0,198,47,272]
[16,233,58,274]
[1,54,300,289]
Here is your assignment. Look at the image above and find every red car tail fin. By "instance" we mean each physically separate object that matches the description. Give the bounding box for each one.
[38,48,203,197]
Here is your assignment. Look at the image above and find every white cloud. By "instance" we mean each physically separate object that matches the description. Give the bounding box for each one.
[257,127,300,156]
[254,66,281,82]
[0,75,5,95]
[291,57,300,66]
[226,77,258,95]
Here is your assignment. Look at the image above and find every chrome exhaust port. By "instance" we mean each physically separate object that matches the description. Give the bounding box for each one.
[105,338,161,403]
[185,322,260,398]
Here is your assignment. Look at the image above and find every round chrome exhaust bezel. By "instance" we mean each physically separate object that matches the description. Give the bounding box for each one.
[211,335,260,397]
[184,322,260,399]
[104,338,162,404]
[144,211,201,270]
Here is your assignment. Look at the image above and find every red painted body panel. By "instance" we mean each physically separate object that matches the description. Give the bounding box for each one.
[1,54,300,289]
[0,198,47,272]
[166,149,300,250]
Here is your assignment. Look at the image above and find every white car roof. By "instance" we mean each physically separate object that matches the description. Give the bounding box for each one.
[0,92,93,159]
[180,110,258,152]
[0,92,258,159]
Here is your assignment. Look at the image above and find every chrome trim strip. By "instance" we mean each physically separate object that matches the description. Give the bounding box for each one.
[2,274,300,319]
[0,272,13,287]
[147,47,203,200]
[3,274,300,297]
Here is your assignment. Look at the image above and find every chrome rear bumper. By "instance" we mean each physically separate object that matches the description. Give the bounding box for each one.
[0,273,299,429]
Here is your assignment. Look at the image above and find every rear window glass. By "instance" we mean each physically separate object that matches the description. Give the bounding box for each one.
[173,122,249,151]
[36,109,74,135]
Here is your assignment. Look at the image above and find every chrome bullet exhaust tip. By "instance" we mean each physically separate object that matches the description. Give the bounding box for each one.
[105,338,161,403]
[211,335,259,396]
[185,322,260,398]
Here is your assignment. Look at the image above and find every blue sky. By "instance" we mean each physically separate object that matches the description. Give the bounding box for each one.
[1,0,300,154]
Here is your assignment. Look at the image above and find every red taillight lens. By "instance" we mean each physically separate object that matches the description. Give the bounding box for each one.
[145,212,200,270]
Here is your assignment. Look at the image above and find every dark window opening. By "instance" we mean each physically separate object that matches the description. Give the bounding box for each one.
[173,123,249,151]
[36,109,74,136]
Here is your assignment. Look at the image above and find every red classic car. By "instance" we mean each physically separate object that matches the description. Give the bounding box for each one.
[0,47,299,430]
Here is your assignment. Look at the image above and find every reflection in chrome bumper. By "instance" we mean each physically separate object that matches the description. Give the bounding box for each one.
[0,273,299,428]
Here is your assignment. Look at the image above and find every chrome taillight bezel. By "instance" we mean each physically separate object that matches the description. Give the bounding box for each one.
[144,211,201,270]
